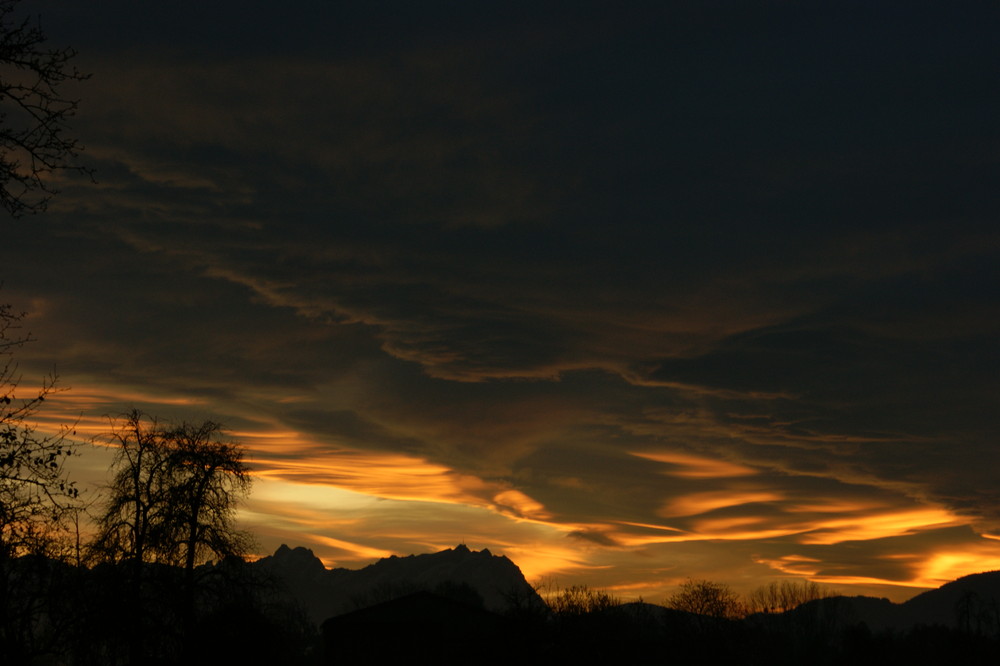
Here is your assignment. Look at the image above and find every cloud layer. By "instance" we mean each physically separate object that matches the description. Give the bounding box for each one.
[8,0,1000,600]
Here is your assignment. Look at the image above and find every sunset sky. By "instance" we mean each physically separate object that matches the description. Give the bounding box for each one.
[6,0,1000,602]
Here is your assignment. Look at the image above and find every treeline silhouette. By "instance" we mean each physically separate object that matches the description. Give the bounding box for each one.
[4,552,318,665]
[315,576,1000,666]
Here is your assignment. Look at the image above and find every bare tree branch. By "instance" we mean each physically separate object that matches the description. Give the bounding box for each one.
[0,300,80,562]
[0,0,92,218]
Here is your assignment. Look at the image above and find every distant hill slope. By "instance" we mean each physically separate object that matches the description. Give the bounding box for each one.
[781,570,1000,633]
[252,543,544,624]
[900,570,1000,630]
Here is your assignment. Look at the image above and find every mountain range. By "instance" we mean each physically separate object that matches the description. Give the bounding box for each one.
[251,543,544,624]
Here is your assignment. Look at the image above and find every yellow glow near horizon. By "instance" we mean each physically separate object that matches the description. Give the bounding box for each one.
[917,550,1000,587]
[18,376,1000,606]
[249,476,388,513]
[807,574,936,590]
[756,540,1000,596]
[496,542,600,582]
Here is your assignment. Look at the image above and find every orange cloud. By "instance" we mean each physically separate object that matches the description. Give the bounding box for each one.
[797,507,961,545]
[494,542,599,582]
[783,550,1000,593]
[254,451,492,507]
[492,489,553,521]
[805,575,933,590]
[755,554,823,577]
[659,490,783,517]
[786,498,884,514]
[631,450,757,478]
[690,516,802,541]
[310,535,397,563]
[613,532,692,547]
[617,520,687,533]
[915,549,1000,587]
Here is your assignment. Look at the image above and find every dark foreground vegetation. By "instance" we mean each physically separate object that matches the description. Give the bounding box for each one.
[9,545,1000,666]
[520,594,1000,666]
[8,551,1000,666]
[3,553,320,665]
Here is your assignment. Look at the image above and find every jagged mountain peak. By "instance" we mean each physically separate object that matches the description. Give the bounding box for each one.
[255,542,542,624]
[256,544,327,579]
[274,543,317,559]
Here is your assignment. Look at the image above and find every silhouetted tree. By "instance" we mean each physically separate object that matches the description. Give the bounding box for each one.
[0,303,78,558]
[171,421,252,570]
[0,302,81,663]
[745,579,834,615]
[91,411,169,567]
[0,0,91,217]
[665,578,745,620]
[500,577,549,622]
[547,584,620,616]
[92,411,252,568]
[162,419,252,649]
[957,590,1000,638]
[91,410,252,664]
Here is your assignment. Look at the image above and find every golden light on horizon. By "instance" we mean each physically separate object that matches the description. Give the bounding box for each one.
[916,550,1000,587]
[495,541,602,583]
[17,375,1000,607]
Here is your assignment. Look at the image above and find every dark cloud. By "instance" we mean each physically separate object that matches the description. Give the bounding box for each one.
[568,529,622,548]
[8,0,1000,597]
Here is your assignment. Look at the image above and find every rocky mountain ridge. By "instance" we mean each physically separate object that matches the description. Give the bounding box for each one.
[252,543,543,624]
